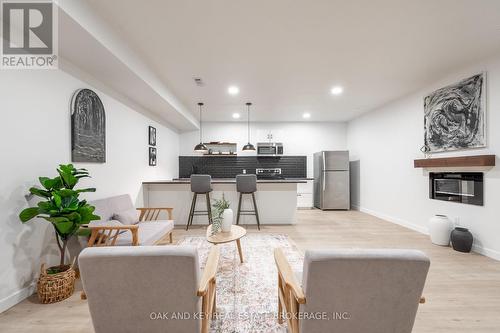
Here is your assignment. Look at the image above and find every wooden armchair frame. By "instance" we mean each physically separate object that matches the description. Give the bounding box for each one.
[198,245,220,333]
[86,207,174,247]
[87,224,139,247]
[274,248,427,333]
[274,248,306,333]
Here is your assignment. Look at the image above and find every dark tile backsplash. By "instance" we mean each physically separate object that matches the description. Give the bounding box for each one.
[179,156,307,178]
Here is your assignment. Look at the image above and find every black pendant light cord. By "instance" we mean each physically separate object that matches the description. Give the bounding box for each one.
[246,102,251,143]
[247,103,250,143]
[243,102,255,151]
[198,102,203,143]
[193,103,208,152]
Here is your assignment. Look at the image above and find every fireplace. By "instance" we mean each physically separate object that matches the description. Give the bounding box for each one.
[429,172,483,206]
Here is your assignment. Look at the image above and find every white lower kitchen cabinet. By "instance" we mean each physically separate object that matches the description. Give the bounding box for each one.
[297,180,313,208]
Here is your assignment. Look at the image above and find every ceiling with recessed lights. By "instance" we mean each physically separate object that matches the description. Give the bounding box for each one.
[84,0,500,122]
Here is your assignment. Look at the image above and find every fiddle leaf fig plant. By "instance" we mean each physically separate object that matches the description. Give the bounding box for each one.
[19,164,100,268]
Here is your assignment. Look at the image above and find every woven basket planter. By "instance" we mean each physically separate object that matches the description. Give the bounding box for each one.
[37,261,76,304]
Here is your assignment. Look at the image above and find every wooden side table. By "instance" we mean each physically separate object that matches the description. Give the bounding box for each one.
[206,225,246,263]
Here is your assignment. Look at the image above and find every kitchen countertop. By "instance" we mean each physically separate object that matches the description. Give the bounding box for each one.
[143,178,313,185]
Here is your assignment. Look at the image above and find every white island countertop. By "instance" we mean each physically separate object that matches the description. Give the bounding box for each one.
[142,178,312,225]
[143,178,312,185]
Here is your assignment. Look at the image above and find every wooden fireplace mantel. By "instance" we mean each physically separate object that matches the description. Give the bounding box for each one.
[413,155,496,168]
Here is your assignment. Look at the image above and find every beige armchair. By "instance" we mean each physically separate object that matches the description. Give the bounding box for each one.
[86,207,174,247]
[85,195,174,247]
[79,245,219,333]
[274,248,430,333]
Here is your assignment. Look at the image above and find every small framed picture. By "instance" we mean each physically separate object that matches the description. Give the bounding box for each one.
[149,126,156,146]
[149,147,157,166]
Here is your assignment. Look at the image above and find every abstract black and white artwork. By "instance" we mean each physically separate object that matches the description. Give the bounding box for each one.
[149,147,157,166]
[424,73,486,152]
[149,126,156,146]
[71,89,106,162]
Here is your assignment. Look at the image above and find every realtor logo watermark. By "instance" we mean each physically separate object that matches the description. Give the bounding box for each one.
[1,0,58,69]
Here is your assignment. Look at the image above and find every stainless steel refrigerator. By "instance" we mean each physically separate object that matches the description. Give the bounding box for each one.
[313,151,350,210]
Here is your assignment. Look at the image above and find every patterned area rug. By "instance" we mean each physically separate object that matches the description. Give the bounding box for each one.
[178,234,304,333]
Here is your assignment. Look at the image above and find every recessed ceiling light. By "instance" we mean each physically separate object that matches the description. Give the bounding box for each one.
[232,113,241,119]
[228,86,239,95]
[302,112,311,119]
[330,86,344,95]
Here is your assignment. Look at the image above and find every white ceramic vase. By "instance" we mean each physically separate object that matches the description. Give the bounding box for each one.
[428,214,452,246]
[221,208,233,232]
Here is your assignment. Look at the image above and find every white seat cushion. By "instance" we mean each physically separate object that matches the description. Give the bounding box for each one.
[115,220,174,246]
[113,208,140,225]
[90,194,135,223]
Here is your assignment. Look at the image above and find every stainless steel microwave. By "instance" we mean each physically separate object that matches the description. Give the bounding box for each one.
[257,142,283,156]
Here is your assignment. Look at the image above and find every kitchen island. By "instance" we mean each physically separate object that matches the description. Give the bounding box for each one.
[142,178,310,226]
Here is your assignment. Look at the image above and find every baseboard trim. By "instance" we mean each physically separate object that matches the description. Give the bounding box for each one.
[472,244,500,261]
[358,206,429,235]
[358,206,500,261]
[0,282,36,313]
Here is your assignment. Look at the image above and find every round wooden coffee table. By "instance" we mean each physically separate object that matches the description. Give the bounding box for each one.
[206,225,246,263]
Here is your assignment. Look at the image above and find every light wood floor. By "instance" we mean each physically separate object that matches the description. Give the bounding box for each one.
[1,209,500,332]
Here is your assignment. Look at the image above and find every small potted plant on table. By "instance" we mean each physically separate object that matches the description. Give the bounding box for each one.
[19,164,100,303]
[211,194,232,234]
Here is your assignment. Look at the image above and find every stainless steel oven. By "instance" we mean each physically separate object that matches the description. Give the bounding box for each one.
[256,168,283,179]
[257,142,283,156]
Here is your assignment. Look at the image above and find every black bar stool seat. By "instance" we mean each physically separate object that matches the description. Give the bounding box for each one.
[186,175,213,230]
[236,174,260,230]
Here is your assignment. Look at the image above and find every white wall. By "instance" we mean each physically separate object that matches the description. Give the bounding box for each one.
[0,70,179,312]
[179,122,347,177]
[347,53,500,260]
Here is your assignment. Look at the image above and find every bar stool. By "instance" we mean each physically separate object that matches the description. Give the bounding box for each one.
[236,174,261,230]
[186,175,213,230]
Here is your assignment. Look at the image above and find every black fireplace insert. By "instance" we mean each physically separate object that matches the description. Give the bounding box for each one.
[429,172,483,206]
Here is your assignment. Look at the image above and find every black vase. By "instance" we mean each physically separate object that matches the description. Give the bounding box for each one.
[450,227,473,253]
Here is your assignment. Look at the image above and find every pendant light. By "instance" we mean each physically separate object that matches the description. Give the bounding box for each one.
[242,102,256,151]
[194,102,208,152]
